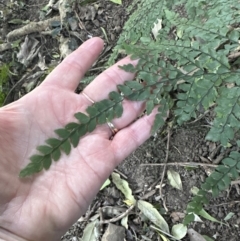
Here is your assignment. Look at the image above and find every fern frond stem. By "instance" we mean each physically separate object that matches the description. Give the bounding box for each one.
[136,43,230,69]
[219,95,240,135]
[140,162,218,168]
[159,128,171,212]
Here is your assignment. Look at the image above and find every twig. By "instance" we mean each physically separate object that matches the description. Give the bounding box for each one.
[140,162,218,168]
[213,149,231,164]
[209,144,222,160]
[209,200,240,207]
[82,201,99,222]
[114,168,128,179]
[98,207,104,232]
[231,180,240,185]
[228,51,240,60]
[188,109,211,124]
[99,205,135,224]
[0,43,12,53]
[150,225,178,240]
[7,16,60,40]
[159,129,171,212]
[3,69,44,105]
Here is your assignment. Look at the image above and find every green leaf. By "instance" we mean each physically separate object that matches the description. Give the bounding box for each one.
[97,112,106,125]
[95,99,113,111]
[43,155,52,170]
[125,80,143,90]
[100,179,111,190]
[135,88,151,101]
[52,148,61,161]
[137,200,169,234]
[117,84,133,95]
[167,169,183,190]
[88,118,97,132]
[55,128,70,139]
[70,130,80,147]
[61,140,71,155]
[78,125,88,137]
[121,215,129,229]
[111,172,136,205]
[171,224,187,239]
[183,213,195,225]
[65,122,79,130]
[224,212,234,221]
[37,145,53,155]
[228,30,239,42]
[151,113,165,134]
[19,162,43,177]
[146,100,154,115]
[106,108,115,121]
[82,220,100,241]
[86,106,98,117]
[74,112,90,123]
[119,63,136,73]
[109,0,122,4]
[202,235,215,241]
[46,138,61,147]
[109,91,123,101]
[115,103,123,118]
[198,208,223,224]
[30,154,44,164]
[158,233,170,241]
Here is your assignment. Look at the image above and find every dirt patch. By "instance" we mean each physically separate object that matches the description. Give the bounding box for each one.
[1,0,240,240]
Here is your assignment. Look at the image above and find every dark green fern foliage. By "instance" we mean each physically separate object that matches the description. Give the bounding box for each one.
[20,0,240,226]
[0,63,11,106]
[114,0,240,224]
[19,92,124,177]
[113,0,240,224]
[184,151,240,224]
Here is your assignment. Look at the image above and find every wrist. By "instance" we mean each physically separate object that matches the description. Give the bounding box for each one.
[0,228,29,241]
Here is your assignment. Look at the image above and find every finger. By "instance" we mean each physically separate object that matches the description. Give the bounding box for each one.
[80,57,139,136]
[96,99,145,138]
[41,37,104,91]
[110,109,159,164]
[81,56,138,102]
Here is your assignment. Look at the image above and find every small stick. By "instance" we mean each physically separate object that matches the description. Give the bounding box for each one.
[114,168,128,179]
[98,207,104,232]
[228,51,240,60]
[159,129,171,212]
[140,162,218,168]
[100,205,135,224]
[209,200,240,207]
[231,180,240,185]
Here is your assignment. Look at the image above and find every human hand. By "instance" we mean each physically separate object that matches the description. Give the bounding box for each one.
[0,37,157,241]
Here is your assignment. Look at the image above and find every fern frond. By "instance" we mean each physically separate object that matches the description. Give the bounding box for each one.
[184,151,240,225]
[20,1,240,230]
[20,92,125,177]
[108,0,175,65]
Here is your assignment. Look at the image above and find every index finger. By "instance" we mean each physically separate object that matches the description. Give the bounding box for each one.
[41,37,104,91]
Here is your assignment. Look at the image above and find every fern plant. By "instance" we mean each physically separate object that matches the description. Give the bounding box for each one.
[20,0,240,226]
[0,63,11,107]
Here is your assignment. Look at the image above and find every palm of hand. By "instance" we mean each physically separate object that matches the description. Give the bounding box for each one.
[0,38,155,241]
[0,84,116,240]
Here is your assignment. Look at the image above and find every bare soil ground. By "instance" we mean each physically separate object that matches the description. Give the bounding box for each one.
[1,1,240,240]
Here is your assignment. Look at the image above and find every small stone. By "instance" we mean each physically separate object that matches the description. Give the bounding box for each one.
[187,229,205,241]
[102,223,125,241]
[218,210,224,218]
